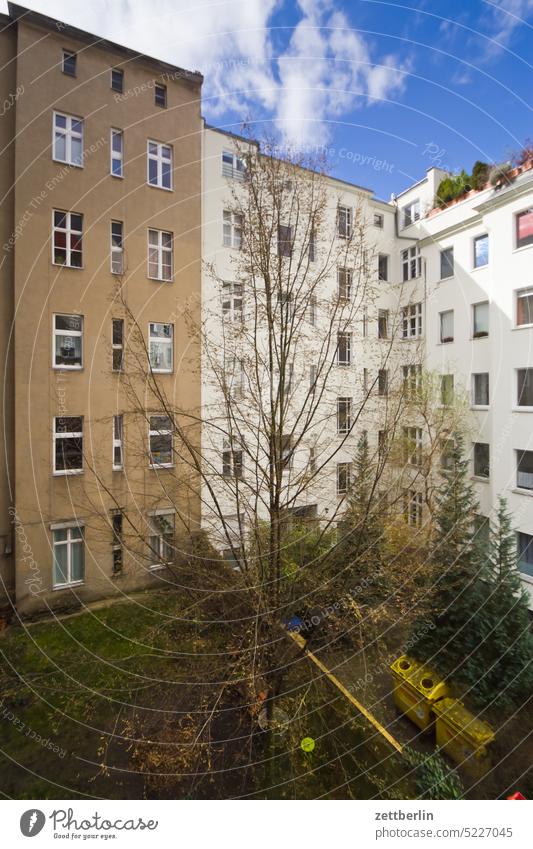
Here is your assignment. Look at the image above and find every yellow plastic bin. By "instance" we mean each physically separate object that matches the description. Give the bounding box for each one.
[390,655,449,732]
[432,698,495,778]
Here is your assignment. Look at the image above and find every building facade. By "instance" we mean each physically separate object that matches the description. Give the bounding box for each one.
[1,4,203,615]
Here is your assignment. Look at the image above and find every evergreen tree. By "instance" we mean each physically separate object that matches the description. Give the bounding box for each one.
[475,498,533,709]
[334,432,386,599]
[410,433,492,680]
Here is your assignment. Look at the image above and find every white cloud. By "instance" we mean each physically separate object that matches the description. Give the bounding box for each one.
[5,0,409,144]
[477,0,533,60]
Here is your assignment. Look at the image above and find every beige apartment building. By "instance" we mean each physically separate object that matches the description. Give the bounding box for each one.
[0,4,203,615]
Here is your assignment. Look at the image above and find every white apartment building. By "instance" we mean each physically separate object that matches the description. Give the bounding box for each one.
[201,123,533,609]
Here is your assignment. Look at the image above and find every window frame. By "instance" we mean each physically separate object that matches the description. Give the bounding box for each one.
[112,414,124,471]
[337,396,352,435]
[378,368,389,397]
[53,416,83,476]
[222,150,246,180]
[402,302,423,339]
[473,441,490,479]
[336,462,352,495]
[52,210,83,268]
[222,281,243,322]
[112,319,124,372]
[222,439,244,478]
[516,449,533,492]
[378,253,389,282]
[147,228,173,281]
[336,331,352,366]
[440,373,454,407]
[52,111,83,167]
[401,199,420,229]
[111,68,124,93]
[373,212,384,229]
[337,205,353,239]
[473,233,489,268]
[472,300,489,339]
[516,368,533,409]
[440,246,454,280]
[403,426,423,466]
[62,49,77,77]
[439,309,454,343]
[149,415,173,468]
[515,208,533,250]
[148,322,174,373]
[337,267,353,300]
[154,83,167,108]
[110,128,124,178]
[53,313,83,370]
[378,309,389,339]
[148,511,175,569]
[222,209,243,248]
[52,524,85,588]
[516,287,533,328]
[147,139,173,190]
[401,245,421,281]
[472,372,490,408]
[517,531,533,578]
[110,220,124,274]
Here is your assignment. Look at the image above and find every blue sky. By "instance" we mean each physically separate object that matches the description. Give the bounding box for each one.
[3,0,532,198]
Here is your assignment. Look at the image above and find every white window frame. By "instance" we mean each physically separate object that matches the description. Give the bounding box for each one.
[404,426,423,466]
[113,415,124,470]
[401,245,421,281]
[516,287,533,328]
[378,309,389,339]
[149,415,173,468]
[337,332,352,366]
[473,441,490,479]
[52,524,85,588]
[53,111,83,166]
[337,267,353,300]
[53,313,83,370]
[440,246,454,280]
[222,150,246,180]
[378,253,389,282]
[439,309,454,343]
[402,302,423,339]
[440,373,454,406]
[222,282,243,321]
[403,364,422,399]
[336,462,352,495]
[62,49,77,76]
[53,416,83,476]
[112,319,124,372]
[337,205,353,239]
[147,140,172,190]
[148,229,173,281]
[406,490,423,526]
[222,439,244,478]
[516,368,533,409]
[110,128,123,177]
[148,510,175,569]
[154,83,167,108]
[111,220,124,274]
[373,212,384,228]
[337,397,352,435]
[223,210,243,248]
[401,199,420,228]
[472,301,489,339]
[473,233,489,268]
[149,322,173,373]
[52,210,83,268]
[472,373,489,408]
[515,207,533,250]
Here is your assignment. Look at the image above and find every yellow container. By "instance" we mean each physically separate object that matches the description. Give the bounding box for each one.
[390,655,450,732]
[432,698,495,778]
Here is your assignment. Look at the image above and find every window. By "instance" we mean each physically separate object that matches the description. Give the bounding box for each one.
[281,435,293,470]
[227,358,245,399]
[53,525,84,587]
[337,267,352,300]
[474,234,488,268]
[473,301,489,338]
[54,416,83,474]
[378,309,389,339]
[440,374,454,406]
[149,512,175,567]
[53,113,83,166]
[112,319,124,371]
[401,246,421,281]
[111,68,123,93]
[373,212,384,228]
[149,416,173,467]
[337,332,351,365]
[62,49,76,76]
[147,140,172,189]
[309,364,317,389]
[439,309,454,343]
[337,397,352,434]
[406,490,423,526]
[378,253,389,282]
[148,229,172,281]
[110,129,123,177]
[472,373,489,407]
[402,302,422,338]
[473,442,490,478]
[441,437,455,471]
[516,287,533,326]
[363,367,368,393]
[337,462,352,495]
[222,440,243,478]
[404,426,422,466]
[309,446,317,474]
[378,368,388,397]
[440,247,454,279]
[517,450,533,491]
[222,150,246,180]
[516,208,533,249]
[111,221,124,274]
[53,211,82,267]
[149,323,173,372]
[278,225,293,258]
[362,308,368,337]
[222,282,243,321]
[378,430,386,458]
[111,512,123,574]
[223,210,243,248]
[309,230,316,262]
[113,415,123,470]
[403,364,422,400]
[337,205,352,239]
[473,515,490,555]
[517,531,533,578]
[154,83,167,107]
[308,295,317,326]
[401,199,420,228]
[53,314,83,368]
[517,368,533,407]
